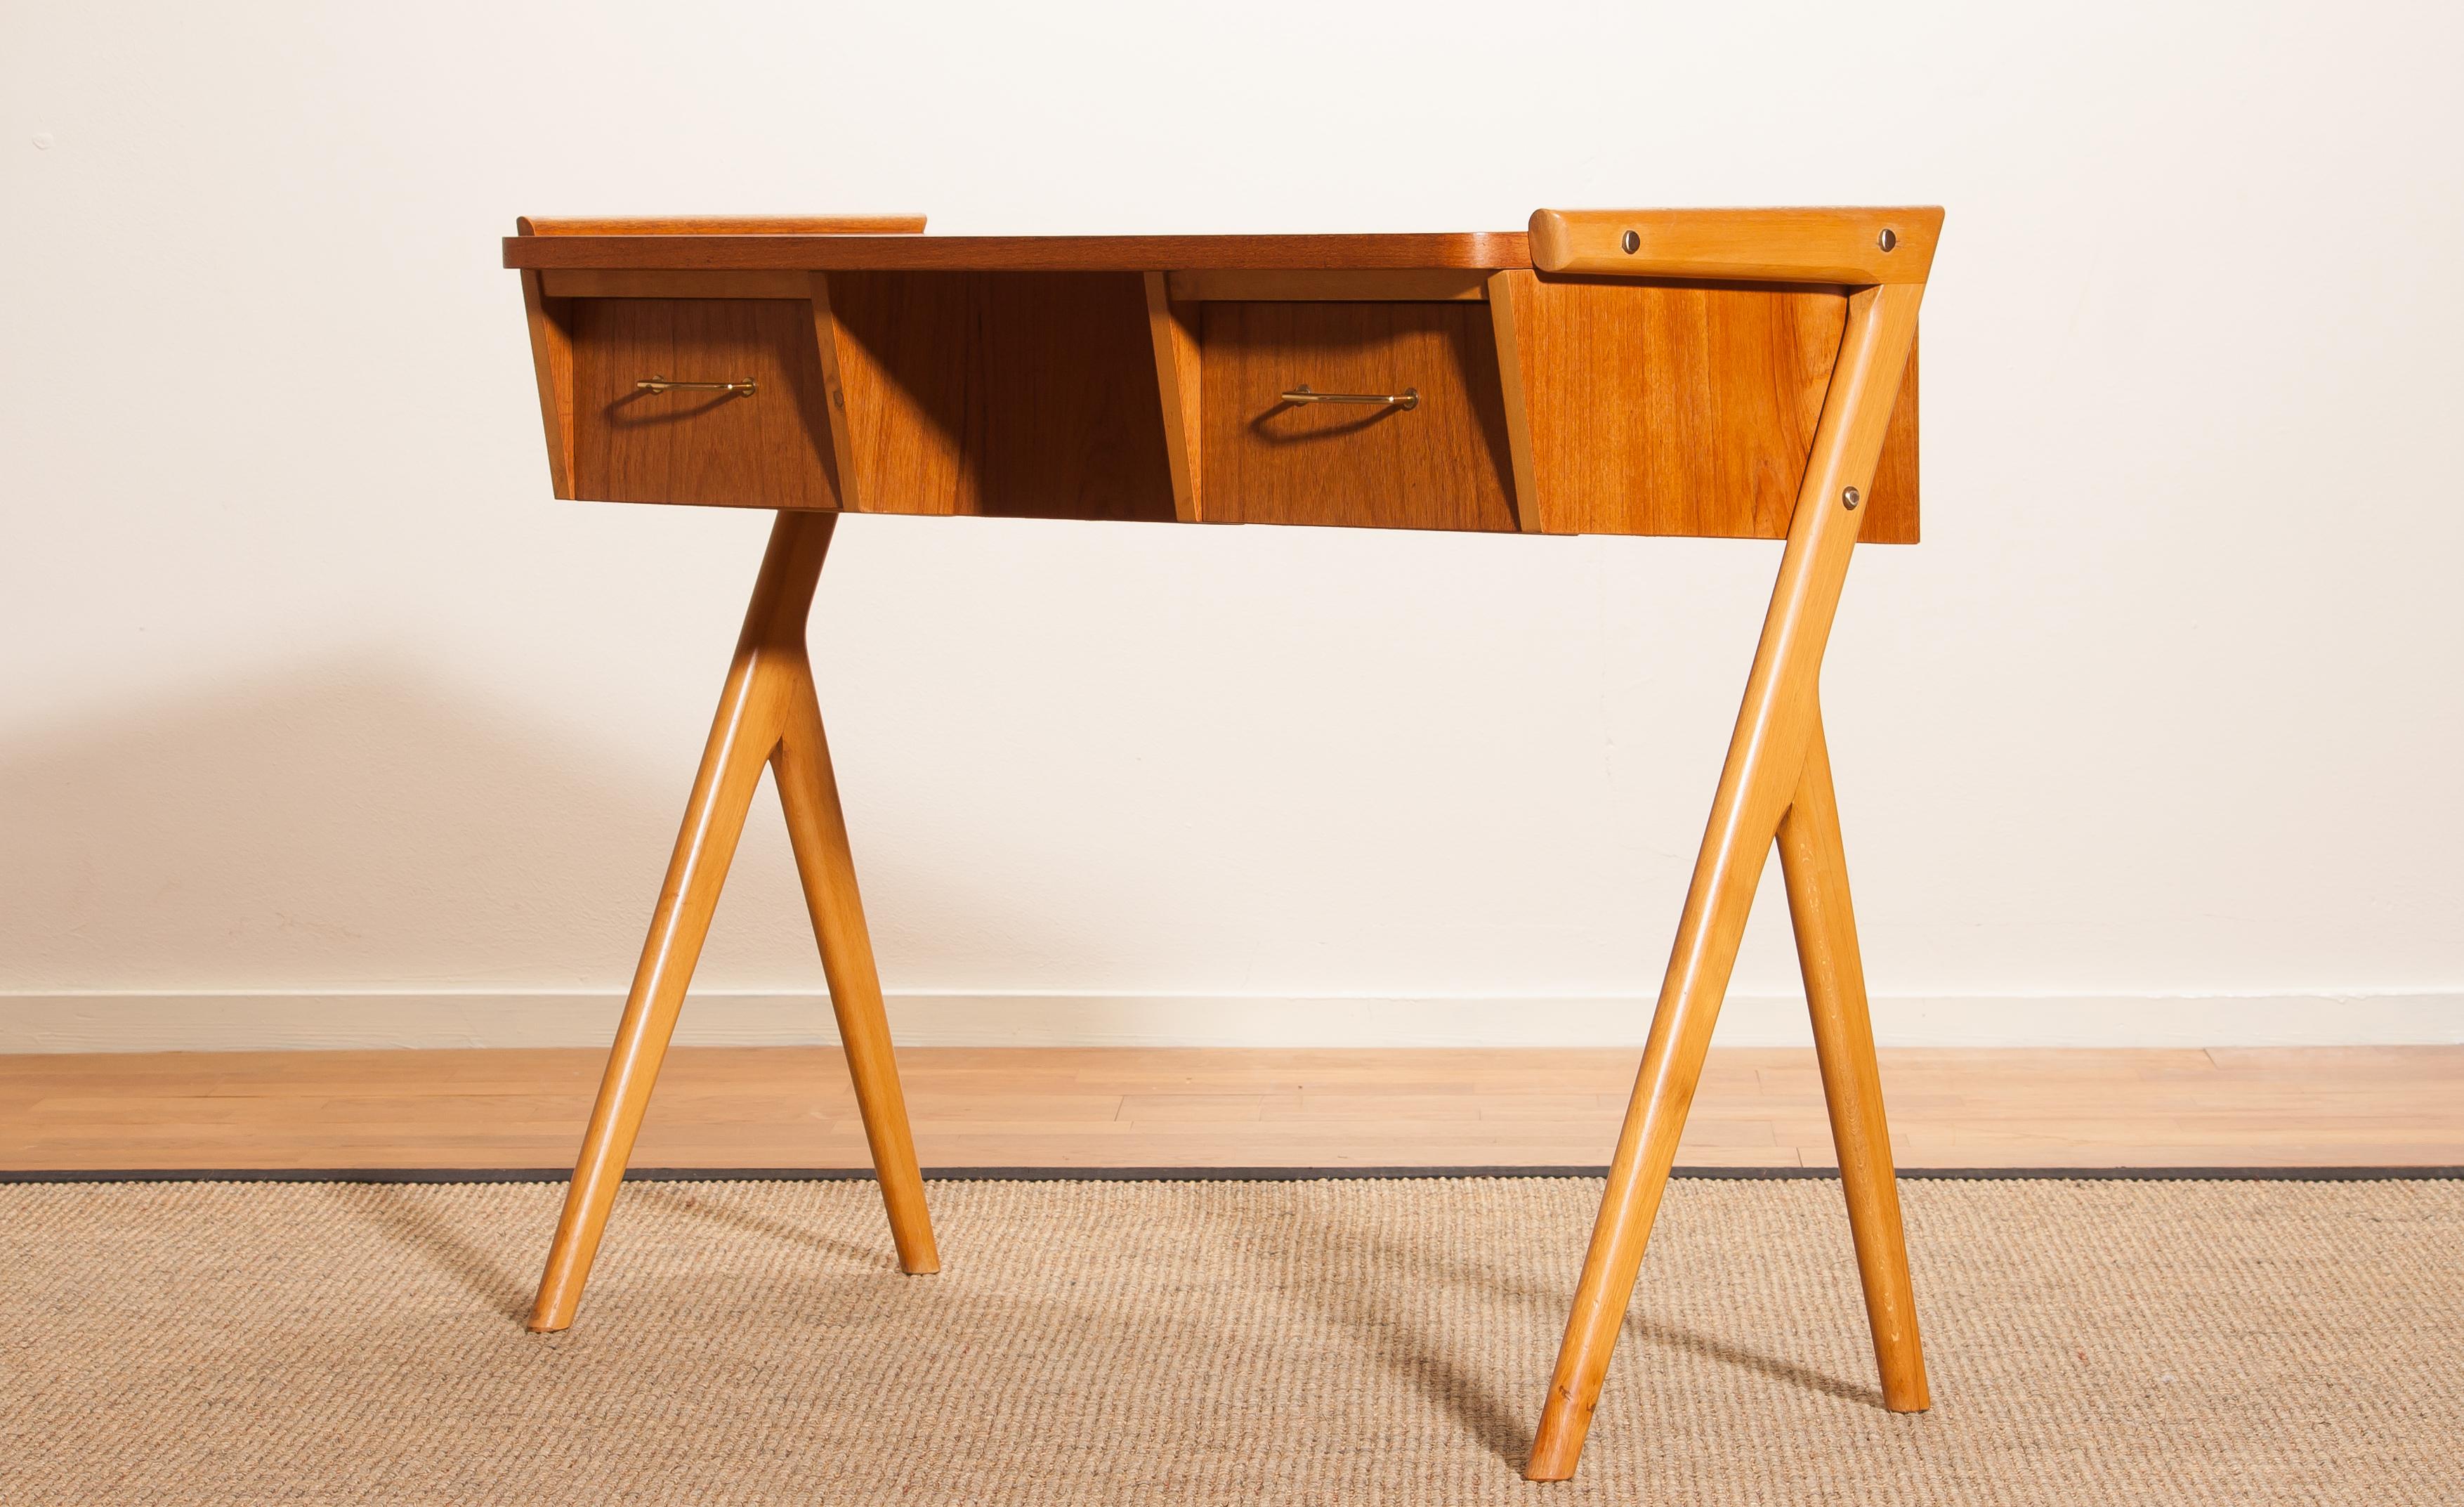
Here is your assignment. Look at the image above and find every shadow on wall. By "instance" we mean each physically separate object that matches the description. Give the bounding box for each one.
[0,651,1056,994]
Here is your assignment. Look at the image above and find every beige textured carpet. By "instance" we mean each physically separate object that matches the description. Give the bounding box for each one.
[3,1177,2458,1505]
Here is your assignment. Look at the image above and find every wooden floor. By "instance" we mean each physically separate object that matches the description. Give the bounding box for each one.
[2,1046,2458,1172]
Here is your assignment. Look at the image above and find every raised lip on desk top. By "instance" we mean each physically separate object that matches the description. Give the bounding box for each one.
[502,231,1533,273]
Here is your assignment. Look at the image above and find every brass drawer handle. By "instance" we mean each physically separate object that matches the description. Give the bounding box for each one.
[636,374,757,396]
[1280,384,1418,410]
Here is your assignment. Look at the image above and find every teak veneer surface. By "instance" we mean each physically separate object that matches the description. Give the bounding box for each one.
[519,215,927,237]
[1529,207,1944,285]
[1198,301,1519,532]
[1498,275,1918,541]
[569,299,842,509]
[506,233,1535,273]
[826,273,1179,523]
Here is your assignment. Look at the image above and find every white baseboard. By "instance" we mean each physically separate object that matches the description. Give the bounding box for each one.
[0,989,2457,1052]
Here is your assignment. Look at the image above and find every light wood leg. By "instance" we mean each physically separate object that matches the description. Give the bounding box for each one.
[1776,713,1929,1411]
[1526,282,1924,1480]
[774,679,940,1274]
[529,511,938,1331]
[1521,713,1783,1481]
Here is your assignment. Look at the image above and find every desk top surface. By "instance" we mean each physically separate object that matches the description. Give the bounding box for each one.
[504,232,1534,273]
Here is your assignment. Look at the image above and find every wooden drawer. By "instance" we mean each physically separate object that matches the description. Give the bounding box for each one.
[568,298,841,509]
[1196,301,1520,532]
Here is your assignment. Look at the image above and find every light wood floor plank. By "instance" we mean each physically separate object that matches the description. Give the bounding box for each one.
[0,1046,2456,1172]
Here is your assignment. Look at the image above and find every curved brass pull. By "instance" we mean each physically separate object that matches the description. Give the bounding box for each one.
[636,375,757,396]
[1280,384,1418,410]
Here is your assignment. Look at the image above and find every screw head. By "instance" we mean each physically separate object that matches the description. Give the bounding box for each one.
[1620,229,1640,254]
[1842,486,1862,510]
[1876,228,1897,252]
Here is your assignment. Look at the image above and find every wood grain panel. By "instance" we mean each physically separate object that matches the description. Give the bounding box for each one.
[1498,275,1918,542]
[1871,339,1919,539]
[1165,270,1488,302]
[507,233,1532,274]
[519,215,926,237]
[1528,207,1942,285]
[1143,274,1204,521]
[539,270,820,300]
[1198,301,1519,532]
[825,272,1177,522]
[805,275,867,512]
[1486,271,1542,532]
[518,270,575,497]
[568,299,841,509]
[824,273,967,515]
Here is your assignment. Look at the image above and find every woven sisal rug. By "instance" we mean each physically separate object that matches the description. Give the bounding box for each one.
[3,1176,2457,1504]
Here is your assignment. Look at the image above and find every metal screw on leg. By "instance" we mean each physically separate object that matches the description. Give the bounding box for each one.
[1842,487,1862,510]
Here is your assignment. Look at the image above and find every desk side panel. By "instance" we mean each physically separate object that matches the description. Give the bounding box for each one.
[1502,276,1918,542]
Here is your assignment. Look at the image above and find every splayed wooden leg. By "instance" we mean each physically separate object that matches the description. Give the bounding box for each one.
[529,511,935,1330]
[1778,713,1927,1410]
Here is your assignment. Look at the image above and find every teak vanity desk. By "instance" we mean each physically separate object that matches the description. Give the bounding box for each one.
[505,207,1941,1481]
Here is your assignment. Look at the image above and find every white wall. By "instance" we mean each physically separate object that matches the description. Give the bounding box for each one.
[4,1,2459,1050]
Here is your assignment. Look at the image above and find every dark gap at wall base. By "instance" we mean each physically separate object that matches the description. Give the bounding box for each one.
[4,1166,2458,1185]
